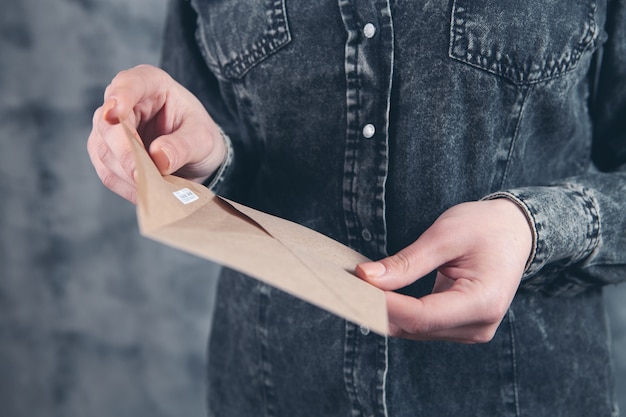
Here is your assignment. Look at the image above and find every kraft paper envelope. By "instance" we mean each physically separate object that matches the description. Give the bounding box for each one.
[123,122,389,335]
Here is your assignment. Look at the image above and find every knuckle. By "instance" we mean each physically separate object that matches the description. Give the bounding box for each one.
[493,301,510,322]
[478,305,503,326]
[86,139,99,161]
[103,83,113,98]
[100,170,120,191]
[88,136,110,162]
[134,64,170,84]
[405,318,431,337]
[112,67,133,81]
[470,306,506,344]
[134,63,158,73]
[487,297,510,324]
[86,131,97,153]
[127,188,138,205]
[474,288,510,324]
[87,137,109,168]
[103,77,119,98]
[107,66,152,95]
[118,149,136,174]
[133,63,153,71]
[388,250,413,276]
[469,328,497,344]
[92,106,103,125]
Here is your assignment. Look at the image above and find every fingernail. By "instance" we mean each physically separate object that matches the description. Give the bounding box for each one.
[152,146,172,173]
[357,262,387,279]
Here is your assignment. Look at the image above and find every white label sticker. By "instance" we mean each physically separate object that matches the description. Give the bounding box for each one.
[173,188,199,205]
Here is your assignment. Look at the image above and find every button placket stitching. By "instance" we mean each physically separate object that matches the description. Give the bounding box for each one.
[340,1,393,416]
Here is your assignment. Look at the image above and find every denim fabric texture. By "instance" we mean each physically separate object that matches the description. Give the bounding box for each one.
[161,0,626,415]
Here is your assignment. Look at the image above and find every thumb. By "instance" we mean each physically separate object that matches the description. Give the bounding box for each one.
[356,235,445,291]
[148,134,191,175]
[147,126,224,180]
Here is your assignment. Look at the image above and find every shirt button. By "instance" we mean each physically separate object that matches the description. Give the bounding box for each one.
[362,123,376,139]
[360,326,371,336]
[361,228,372,242]
[363,23,376,39]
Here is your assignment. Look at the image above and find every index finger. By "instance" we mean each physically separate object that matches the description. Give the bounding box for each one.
[103,64,171,126]
[385,279,504,343]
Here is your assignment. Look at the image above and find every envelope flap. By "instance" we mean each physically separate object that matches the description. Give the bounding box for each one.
[221,198,371,271]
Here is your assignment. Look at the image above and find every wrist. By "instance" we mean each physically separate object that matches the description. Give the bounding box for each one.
[481,194,537,273]
[203,127,233,191]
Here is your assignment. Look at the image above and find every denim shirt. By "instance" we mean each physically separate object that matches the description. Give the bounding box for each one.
[161,0,626,415]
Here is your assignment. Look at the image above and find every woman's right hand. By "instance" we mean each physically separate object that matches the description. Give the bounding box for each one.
[87,64,226,204]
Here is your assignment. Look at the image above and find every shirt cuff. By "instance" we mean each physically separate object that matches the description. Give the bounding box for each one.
[482,183,601,285]
[204,127,234,192]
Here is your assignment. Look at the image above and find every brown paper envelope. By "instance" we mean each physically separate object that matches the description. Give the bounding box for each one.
[122,122,389,335]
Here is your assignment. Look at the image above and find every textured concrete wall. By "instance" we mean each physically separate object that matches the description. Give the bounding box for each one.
[0,1,218,416]
[0,1,624,416]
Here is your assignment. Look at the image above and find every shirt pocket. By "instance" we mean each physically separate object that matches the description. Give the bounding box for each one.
[448,0,600,85]
[191,0,291,80]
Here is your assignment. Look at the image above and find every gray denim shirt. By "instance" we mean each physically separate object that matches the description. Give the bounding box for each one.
[161,0,625,415]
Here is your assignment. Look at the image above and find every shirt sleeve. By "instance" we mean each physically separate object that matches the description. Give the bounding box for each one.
[485,0,626,296]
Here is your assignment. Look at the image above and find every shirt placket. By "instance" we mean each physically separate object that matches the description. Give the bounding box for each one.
[339,1,393,416]
[339,0,392,258]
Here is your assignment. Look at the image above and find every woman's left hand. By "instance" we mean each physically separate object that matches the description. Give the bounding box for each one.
[356,198,533,343]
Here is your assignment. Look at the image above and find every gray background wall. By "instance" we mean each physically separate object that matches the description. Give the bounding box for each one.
[0,1,624,416]
[0,1,218,416]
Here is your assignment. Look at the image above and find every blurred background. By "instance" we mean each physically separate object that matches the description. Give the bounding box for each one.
[0,0,624,416]
[0,1,218,416]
